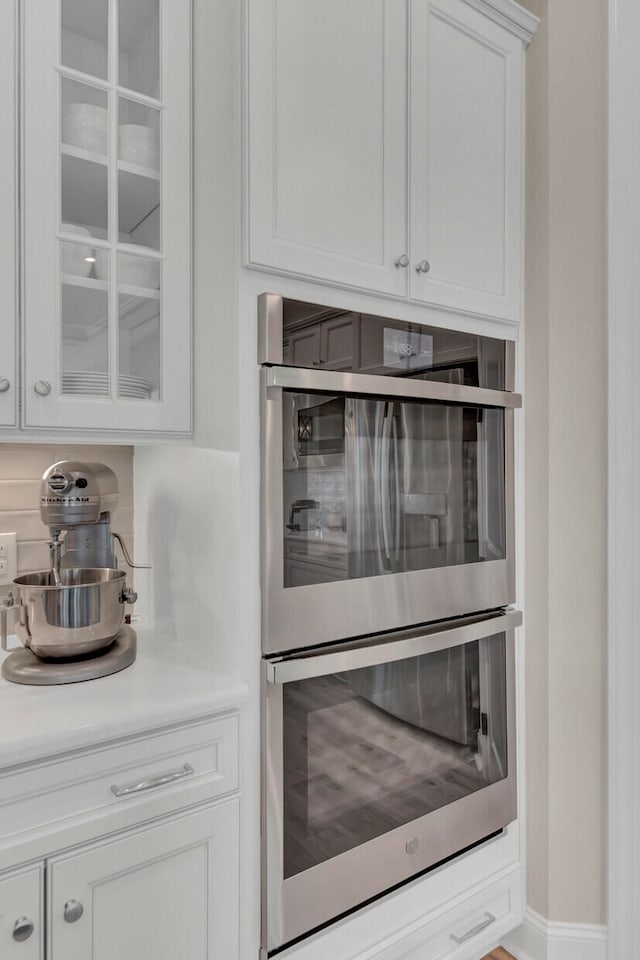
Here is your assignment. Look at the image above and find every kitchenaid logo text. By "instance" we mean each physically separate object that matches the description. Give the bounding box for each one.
[40,496,99,505]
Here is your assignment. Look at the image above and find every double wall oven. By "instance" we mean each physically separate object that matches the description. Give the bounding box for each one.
[259,294,521,954]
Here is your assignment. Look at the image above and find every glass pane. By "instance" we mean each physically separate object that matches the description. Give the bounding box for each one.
[118,253,161,400]
[119,0,160,99]
[61,78,108,240]
[118,99,160,171]
[61,0,109,81]
[118,99,161,249]
[283,394,505,587]
[60,243,109,395]
[283,633,508,878]
[280,300,507,388]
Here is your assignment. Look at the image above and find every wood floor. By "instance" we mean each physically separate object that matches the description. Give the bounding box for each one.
[482,950,515,960]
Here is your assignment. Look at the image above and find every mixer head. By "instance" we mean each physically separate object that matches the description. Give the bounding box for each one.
[40,461,119,529]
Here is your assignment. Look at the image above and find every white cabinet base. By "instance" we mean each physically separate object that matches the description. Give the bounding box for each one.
[48,799,239,960]
[0,865,43,960]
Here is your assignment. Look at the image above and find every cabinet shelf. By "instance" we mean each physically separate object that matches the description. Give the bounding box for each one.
[61,278,160,343]
[61,144,160,238]
[62,274,159,300]
[61,142,160,180]
[61,273,108,292]
[119,158,160,180]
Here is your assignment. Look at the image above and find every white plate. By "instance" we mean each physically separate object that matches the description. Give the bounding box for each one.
[62,372,152,399]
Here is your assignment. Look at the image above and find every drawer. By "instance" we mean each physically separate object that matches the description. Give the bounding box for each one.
[0,713,238,840]
[364,872,521,960]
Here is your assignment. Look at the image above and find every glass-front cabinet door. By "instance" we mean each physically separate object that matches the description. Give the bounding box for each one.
[23,0,191,433]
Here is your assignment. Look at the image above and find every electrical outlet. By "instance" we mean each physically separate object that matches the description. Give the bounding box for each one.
[0,533,17,585]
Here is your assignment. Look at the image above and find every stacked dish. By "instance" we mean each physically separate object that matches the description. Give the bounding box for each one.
[62,103,108,155]
[119,124,159,170]
[62,372,152,399]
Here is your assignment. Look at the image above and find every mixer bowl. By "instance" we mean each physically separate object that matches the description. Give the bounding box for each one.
[12,568,132,659]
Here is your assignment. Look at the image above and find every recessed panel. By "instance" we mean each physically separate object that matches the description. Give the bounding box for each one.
[426,13,507,294]
[275,0,386,262]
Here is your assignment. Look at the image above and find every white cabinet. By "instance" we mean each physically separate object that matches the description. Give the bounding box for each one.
[248,0,407,297]
[408,0,524,319]
[0,866,43,960]
[0,804,238,960]
[48,800,239,960]
[247,0,535,321]
[0,711,241,960]
[0,0,17,427]
[21,0,192,435]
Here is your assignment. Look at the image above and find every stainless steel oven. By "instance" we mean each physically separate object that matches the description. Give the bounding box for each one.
[262,609,519,954]
[259,294,520,654]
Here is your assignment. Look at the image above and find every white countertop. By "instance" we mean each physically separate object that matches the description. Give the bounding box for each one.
[0,626,248,769]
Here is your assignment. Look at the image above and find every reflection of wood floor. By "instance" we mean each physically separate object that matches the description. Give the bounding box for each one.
[483,950,515,960]
[283,674,487,877]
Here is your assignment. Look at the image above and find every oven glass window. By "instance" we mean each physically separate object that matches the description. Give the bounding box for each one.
[282,392,505,588]
[281,301,507,389]
[282,633,508,879]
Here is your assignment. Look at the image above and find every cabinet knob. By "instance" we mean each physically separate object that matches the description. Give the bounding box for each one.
[415,259,430,274]
[63,900,84,923]
[12,918,35,942]
[33,380,52,396]
[394,254,409,268]
[0,377,10,393]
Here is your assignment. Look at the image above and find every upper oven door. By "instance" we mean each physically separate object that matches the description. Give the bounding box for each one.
[261,364,518,654]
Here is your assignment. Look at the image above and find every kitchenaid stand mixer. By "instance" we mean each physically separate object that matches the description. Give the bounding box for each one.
[0,461,149,685]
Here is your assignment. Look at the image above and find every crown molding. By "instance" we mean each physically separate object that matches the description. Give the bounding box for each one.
[462,0,540,45]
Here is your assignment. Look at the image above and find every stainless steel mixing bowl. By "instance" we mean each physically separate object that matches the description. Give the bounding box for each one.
[7,568,136,659]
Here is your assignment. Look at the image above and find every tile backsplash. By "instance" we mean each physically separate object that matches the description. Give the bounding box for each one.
[0,445,133,578]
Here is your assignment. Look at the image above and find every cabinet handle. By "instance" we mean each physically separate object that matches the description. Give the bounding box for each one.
[12,917,35,942]
[449,912,496,944]
[63,901,84,924]
[0,377,10,393]
[394,254,409,268]
[33,380,52,396]
[415,259,430,274]
[110,762,195,797]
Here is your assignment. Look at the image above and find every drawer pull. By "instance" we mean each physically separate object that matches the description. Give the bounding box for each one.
[111,762,195,797]
[449,912,496,944]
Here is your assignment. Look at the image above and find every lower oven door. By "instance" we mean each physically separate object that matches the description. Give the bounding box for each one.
[262,609,519,954]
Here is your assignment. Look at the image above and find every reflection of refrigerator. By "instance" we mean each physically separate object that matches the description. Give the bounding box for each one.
[350,635,508,785]
[346,396,467,578]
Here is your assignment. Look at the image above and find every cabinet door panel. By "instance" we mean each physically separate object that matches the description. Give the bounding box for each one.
[23,0,191,434]
[0,866,43,960]
[409,0,522,320]
[49,799,239,960]
[248,0,407,295]
[0,0,17,427]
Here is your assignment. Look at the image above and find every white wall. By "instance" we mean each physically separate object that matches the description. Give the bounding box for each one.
[520,0,607,926]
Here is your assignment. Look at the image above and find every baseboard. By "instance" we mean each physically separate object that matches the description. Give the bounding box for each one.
[502,907,607,960]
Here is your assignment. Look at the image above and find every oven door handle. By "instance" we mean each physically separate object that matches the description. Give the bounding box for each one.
[379,403,393,569]
[265,610,522,684]
[264,365,521,409]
